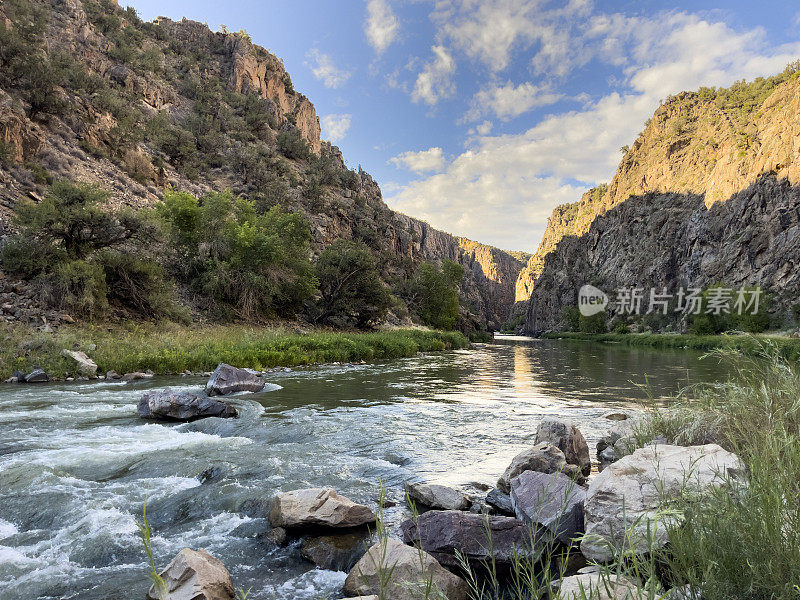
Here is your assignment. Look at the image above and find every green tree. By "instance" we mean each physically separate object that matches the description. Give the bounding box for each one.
[404,260,464,330]
[158,190,317,319]
[312,240,391,328]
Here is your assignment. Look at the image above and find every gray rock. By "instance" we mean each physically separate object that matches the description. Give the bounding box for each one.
[497,442,568,493]
[138,389,236,421]
[106,370,120,380]
[147,547,234,600]
[400,509,538,568]
[510,470,585,544]
[535,418,591,477]
[264,527,287,546]
[269,488,376,529]
[550,572,645,600]
[343,538,468,600]
[404,481,471,511]
[121,371,153,382]
[205,363,265,396]
[581,444,745,562]
[485,488,515,515]
[301,532,370,571]
[60,349,97,375]
[24,368,48,383]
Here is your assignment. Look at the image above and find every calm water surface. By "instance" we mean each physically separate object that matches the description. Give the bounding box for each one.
[0,337,732,599]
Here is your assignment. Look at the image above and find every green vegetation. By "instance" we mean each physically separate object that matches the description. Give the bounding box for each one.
[0,322,468,379]
[399,260,464,330]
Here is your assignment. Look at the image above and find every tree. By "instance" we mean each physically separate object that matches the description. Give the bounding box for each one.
[313,240,391,328]
[404,260,464,330]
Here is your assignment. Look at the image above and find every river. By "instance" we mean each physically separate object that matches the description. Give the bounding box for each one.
[0,337,732,599]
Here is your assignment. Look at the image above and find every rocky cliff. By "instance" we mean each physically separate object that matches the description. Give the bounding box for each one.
[0,0,522,330]
[522,67,800,333]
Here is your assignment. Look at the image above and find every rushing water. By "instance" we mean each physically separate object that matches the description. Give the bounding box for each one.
[0,337,732,600]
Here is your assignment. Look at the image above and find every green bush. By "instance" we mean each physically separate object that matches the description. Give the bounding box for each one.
[158,190,316,319]
[560,305,581,331]
[401,260,464,330]
[578,310,607,333]
[276,129,310,161]
[312,239,391,328]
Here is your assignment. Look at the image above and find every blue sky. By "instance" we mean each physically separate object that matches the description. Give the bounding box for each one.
[127,0,800,252]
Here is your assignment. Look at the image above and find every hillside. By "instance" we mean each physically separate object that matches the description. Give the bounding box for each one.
[0,0,523,331]
[522,64,800,333]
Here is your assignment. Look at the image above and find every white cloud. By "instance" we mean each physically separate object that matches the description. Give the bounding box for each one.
[412,45,456,105]
[385,11,800,252]
[305,49,351,89]
[321,114,352,143]
[465,81,564,121]
[476,120,493,135]
[389,147,446,173]
[365,0,399,55]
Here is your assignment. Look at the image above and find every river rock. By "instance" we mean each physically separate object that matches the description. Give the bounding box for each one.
[400,509,537,568]
[485,488,515,515]
[404,482,471,511]
[343,538,468,600]
[205,363,265,396]
[60,349,97,375]
[106,370,120,380]
[497,442,568,493]
[581,444,745,562]
[551,572,644,600]
[510,471,585,544]
[23,368,48,383]
[535,418,591,477]
[138,389,237,421]
[147,547,234,600]
[269,488,376,529]
[300,531,369,571]
[121,371,153,382]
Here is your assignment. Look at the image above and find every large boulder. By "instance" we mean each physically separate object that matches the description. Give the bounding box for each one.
[60,349,98,375]
[343,538,468,600]
[138,389,237,421]
[581,444,745,562]
[497,442,568,493]
[485,488,515,515]
[205,363,265,396]
[535,418,591,476]
[551,571,644,600]
[269,488,376,529]
[400,509,536,568]
[404,482,471,511]
[510,471,585,544]
[300,532,370,571]
[146,548,234,600]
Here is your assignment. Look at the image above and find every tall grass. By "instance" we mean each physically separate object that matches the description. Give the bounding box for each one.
[0,322,468,379]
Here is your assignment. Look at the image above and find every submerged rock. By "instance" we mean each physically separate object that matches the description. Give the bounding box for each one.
[147,547,234,600]
[400,509,537,567]
[510,470,585,544]
[535,418,591,477]
[581,444,745,562]
[138,389,236,421]
[343,538,468,600]
[497,442,568,493]
[60,349,98,375]
[269,488,376,529]
[205,363,265,396]
[301,531,370,571]
[404,481,471,511]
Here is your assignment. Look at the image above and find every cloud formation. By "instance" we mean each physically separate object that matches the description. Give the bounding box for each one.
[389,147,446,173]
[305,49,351,89]
[365,0,400,55]
[321,114,352,142]
[412,45,456,105]
[465,81,564,121]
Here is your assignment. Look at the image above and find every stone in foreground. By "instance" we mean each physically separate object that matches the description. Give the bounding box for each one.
[551,572,644,600]
[205,363,265,396]
[138,388,237,421]
[24,368,48,383]
[404,481,471,511]
[581,444,745,562]
[400,509,537,568]
[147,547,234,600]
[535,418,591,477]
[485,488,515,515]
[300,531,370,571]
[510,470,585,544]
[269,488,376,529]
[343,538,468,600]
[497,442,568,493]
[60,349,98,375]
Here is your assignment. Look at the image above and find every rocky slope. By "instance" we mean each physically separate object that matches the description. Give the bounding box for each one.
[0,0,522,330]
[522,67,800,333]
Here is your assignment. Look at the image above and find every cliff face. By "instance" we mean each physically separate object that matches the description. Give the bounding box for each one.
[0,0,522,329]
[522,69,800,333]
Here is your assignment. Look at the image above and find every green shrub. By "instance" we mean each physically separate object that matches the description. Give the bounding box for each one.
[400,260,464,330]
[276,129,310,161]
[579,310,607,333]
[312,239,391,328]
[560,305,581,331]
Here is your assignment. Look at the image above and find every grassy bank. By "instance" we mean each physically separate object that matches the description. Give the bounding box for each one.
[542,331,800,360]
[0,323,469,379]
